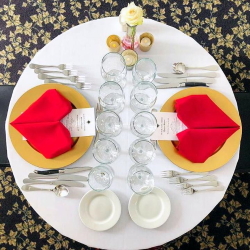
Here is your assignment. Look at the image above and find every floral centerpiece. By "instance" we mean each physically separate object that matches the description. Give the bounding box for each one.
[120,2,144,50]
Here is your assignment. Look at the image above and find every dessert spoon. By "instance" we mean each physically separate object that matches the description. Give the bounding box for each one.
[173,62,219,74]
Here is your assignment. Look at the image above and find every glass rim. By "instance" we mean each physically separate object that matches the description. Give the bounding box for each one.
[133,58,157,75]
[88,165,113,191]
[101,52,127,74]
[131,111,157,136]
[92,138,120,164]
[96,110,122,136]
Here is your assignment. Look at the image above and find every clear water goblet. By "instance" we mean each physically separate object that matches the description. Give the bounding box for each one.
[99,81,125,113]
[96,110,123,137]
[130,111,157,138]
[93,138,120,164]
[88,165,114,191]
[132,58,157,85]
[101,52,127,88]
[129,139,156,164]
[130,81,158,113]
[127,164,154,195]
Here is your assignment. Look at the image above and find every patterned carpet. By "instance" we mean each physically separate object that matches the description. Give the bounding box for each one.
[0,0,250,249]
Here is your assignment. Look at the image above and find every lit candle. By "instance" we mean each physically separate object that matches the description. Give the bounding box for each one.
[141,37,151,47]
[106,35,121,52]
[139,33,154,52]
[121,49,138,70]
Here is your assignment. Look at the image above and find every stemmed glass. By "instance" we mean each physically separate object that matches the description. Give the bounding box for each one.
[88,165,114,191]
[92,138,120,164]
[130,111,157,138]
[132,58,157,85]
[129,139,156,164]
[96,110,123,137]
[130,81,158,113]
[99,81,125,113]
[127,164,154,195]
[101,52,127,88]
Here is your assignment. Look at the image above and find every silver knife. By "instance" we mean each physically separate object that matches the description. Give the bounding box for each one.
[34,166,92,175]
[28,173,88,181]
[23,178,85,187]
[154,78,214,84]
[156,82,209,89]
[157,72,217,78]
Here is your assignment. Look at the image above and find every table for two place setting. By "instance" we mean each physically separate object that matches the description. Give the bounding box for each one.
[6,17,241,250]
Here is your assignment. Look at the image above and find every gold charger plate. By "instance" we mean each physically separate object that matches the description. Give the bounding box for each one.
[158,87,242,172]
[9,83,93,169]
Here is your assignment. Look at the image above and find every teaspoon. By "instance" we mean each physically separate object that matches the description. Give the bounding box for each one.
[21,184,69,197]
[173,62,219,74]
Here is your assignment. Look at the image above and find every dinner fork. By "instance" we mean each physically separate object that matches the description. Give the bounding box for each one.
[39,73,85,83]
[34,68,78,76]
[30,63,73,70]
[176,180,218,190]
[182,186,224,195]
[168,175,216,184]
[44,79,91,90]
[93,103,103,144]
[161,170,209,178]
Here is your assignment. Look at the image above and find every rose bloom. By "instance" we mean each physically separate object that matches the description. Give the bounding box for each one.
[120,2,143,26]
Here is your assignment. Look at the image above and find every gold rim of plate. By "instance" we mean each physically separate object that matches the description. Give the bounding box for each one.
[9,83,93,169]
[158,87,242,172]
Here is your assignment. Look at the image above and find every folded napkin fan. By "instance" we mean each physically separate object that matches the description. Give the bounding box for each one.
[175,95,240,163]
[10,89,73,159]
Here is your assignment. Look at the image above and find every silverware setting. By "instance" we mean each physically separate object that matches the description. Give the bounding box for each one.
[44,79,91,90]
[155,82,209,89]
[38,73,86,83]
[161,170,209,178]
[34,166,92,175]
[168,175,217,184]
[172,62,219,74]
[154,78,214,84]
[161,170,224,194]
[23,179,85,187]
[176,180,218,190]
[34,68,78,76]
[157,72,217,78]
[29,63,73,70]
[21,184,69,197]
[182,186,224,195]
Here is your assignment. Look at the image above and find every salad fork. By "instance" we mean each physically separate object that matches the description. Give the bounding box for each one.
[168,175,216,184]
[176,180,218,190]
[44,79,91,90]
[161,170,209,178]
[182,186,224,195]
[34,68,78,76]
[39,73,85,83]
[30,63,72,70]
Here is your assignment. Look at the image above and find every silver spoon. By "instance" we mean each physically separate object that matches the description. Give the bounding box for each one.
[173,62,219,74]
[21,184,69,197]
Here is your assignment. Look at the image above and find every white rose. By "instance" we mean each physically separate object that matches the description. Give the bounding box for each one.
[120,2,143,26]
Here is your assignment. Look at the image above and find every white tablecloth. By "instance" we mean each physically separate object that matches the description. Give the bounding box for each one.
[6,17,239,250]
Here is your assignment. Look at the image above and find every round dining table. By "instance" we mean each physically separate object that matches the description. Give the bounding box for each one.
[6,17,241,250]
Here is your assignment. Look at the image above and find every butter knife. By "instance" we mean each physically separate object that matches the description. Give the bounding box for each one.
[154,78,214,84]
[23,178,85,187]
[34,166,92,175]
[156,82,209,89]
[28,173,88,181]
[157,72,217,78]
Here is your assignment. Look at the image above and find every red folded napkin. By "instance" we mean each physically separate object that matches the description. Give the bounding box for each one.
[10,89,73,159]
[174,95,240,163]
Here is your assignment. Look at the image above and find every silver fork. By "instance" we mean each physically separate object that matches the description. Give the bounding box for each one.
[176,180,218,190]
[34,68,78,76]
[44,79,91,90]
[39,73,85,83]
[30,63,72,70]
[168,175,216,184]
[150,108,158,149]
[182,186,224,195]
[161,170,209,178]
